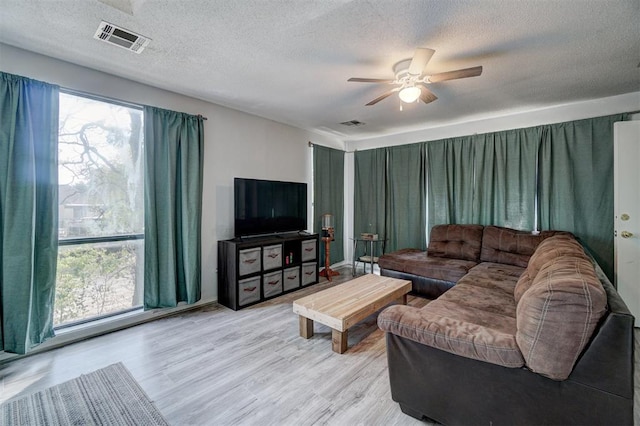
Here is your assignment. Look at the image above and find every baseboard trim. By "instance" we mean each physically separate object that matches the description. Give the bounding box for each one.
[0,298,218,364]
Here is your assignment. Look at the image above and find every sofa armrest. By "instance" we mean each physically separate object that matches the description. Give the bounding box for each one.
[569,258,635,398]
[378,304,524,368]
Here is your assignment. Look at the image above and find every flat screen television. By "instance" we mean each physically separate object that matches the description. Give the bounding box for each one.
[234,178,307,238]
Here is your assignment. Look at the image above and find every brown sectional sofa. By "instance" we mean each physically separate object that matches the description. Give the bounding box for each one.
[379,224,567,298]
[376,225,634,425]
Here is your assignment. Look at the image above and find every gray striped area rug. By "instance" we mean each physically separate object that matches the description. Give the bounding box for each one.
[0,362,168,426]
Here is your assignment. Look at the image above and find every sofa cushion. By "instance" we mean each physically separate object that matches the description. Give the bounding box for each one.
[379,248,477,283]
[378,300,524,368]
[438,282,518,319]
[516,256,607,380]
[405,257,478,283]
[513,271,533,305]
[427,224,484,262]
[464,262,525,295]
[479,226,544,267]
[378,248,426,272]
[514,234,587,303]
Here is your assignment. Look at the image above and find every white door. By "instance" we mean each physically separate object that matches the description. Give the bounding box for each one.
[614,121,640,327]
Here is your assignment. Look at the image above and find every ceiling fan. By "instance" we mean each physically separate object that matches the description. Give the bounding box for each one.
[348,48,483,106]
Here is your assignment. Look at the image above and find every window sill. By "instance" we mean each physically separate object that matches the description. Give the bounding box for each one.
[54,307,144,335]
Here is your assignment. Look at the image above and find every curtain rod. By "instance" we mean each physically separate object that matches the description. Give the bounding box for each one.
[309,112,640,153]
[60,88,208,120]
[308,141,353,152]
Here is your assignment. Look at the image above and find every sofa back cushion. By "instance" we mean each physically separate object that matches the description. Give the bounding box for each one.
[479,226,545,267]
[427,224,484,262]
[516,255,607,380]
[514,234,586,302]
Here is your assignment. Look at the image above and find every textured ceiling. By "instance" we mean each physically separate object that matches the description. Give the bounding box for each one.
[0,0,639,140]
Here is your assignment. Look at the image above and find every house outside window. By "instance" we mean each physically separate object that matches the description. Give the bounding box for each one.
[55,92,144,327]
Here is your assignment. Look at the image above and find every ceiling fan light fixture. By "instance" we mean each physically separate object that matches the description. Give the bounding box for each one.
[398,86,421,103]
[348,47,483,107]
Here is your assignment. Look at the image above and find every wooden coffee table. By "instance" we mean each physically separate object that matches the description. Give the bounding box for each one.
[292,274,412,353]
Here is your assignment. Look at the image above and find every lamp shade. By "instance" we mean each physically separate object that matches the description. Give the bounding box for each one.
[399,86,421,103]
[321,213,334,229]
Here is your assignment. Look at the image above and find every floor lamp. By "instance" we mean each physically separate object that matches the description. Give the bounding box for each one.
[319,213,340,281]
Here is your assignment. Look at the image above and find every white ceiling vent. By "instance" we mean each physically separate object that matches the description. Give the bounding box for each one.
[93,21,151,54]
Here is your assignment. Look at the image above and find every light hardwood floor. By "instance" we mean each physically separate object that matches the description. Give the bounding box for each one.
[1,268,429,425]
[1,267,638,425]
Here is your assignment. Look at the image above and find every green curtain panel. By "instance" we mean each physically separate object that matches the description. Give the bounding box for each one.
[313,145,345,266]
[539,114,628,281]
[144,106,204,309]
[386,143,427,252]
[353,148,387,257]
[426,137,475,231]
[348,113,631,282]
[472,129,540,230]
[0,72,59,354]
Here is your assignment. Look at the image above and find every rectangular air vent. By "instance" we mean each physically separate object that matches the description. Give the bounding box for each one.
[340,120,366,127]
[93,21,151,53]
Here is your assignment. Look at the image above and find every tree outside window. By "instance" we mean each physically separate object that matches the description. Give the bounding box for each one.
[55,93,144,327]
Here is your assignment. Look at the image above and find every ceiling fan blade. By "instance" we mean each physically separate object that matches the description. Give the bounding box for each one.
[408,48,435,75]
[428,66,483,83]
[418,84,438,104]
[366,89,399,106]
[348,77,395,83]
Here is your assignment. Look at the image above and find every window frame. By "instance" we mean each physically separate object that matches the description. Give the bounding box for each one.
[55,89,146,330]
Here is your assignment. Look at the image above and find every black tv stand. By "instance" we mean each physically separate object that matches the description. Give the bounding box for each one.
[236,231,308,242]
[218,232,320,310]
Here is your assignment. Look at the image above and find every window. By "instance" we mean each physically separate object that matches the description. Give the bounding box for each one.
[55,92,144,327]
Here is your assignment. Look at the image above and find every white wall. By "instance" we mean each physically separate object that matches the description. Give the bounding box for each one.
[0,43,344,306]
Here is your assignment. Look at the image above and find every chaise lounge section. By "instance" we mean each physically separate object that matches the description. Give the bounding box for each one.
[377,225,634,425]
